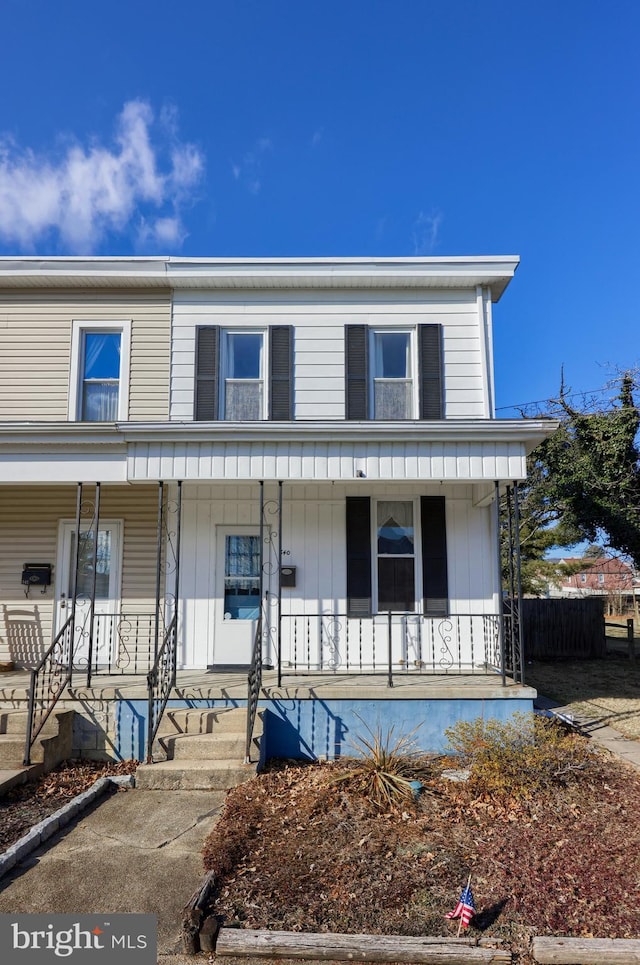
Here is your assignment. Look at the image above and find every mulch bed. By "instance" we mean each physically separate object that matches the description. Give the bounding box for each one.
[202,744,640,965]
[0,759,138,853]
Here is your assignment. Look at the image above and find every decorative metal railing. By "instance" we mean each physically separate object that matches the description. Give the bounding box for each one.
[69,611,158,676]
[245,612,264,763]
[146,613,177,763]
[502,603,523,683]
[23,615,74,766]
[277,612,508,683]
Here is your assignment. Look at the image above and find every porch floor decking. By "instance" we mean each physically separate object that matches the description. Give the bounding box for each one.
[0,669,536,704]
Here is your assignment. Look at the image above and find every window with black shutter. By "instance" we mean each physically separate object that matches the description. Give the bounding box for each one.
[346,496,372,617]
[346,495,448,617]
[345,323,443,420]
[194,325,294,421]
[194,326,219,421]
[345,325,369,419]
[418,324,444,419]
[269,325,294,420]
[420,495,449,616]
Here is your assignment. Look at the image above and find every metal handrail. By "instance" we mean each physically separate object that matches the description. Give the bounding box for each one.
[146,613,177,763]
[245,613,263,763]
[23,614,74,766]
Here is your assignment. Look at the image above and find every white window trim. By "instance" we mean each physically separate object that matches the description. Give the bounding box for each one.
[369,327,418,420]
[68,320,131,422]
[371,496,422,614]
[219,328,267,420]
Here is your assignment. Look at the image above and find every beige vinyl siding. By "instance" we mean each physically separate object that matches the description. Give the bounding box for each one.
[0,289,171,421]
[0,484,160,666]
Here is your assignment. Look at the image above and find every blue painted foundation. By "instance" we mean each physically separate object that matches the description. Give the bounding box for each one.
[114,695,534,762]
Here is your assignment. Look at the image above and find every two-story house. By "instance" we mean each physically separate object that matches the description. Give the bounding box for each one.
[549,556,638,615]
[0,257,555,769]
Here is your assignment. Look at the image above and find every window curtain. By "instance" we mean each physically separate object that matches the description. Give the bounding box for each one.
[377,501,414,553]
[82,333,120,421]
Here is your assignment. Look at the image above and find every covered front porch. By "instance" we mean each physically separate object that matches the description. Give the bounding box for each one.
[0,419,542,766]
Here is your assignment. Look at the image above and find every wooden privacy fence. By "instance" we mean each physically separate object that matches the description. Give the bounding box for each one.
[520,598,606,660]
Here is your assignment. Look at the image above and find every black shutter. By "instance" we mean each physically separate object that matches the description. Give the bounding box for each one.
[345,325,369,419]
[421,496,448,616]
[346,496,372,617]
[269,325,294,420]
[194,326,219,420]
[418,324,443,419]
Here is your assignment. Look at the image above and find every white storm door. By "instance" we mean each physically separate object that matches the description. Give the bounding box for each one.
[215,527,261,666]
[56,521,123,666]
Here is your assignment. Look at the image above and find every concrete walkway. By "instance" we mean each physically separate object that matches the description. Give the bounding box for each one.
[0,787,226,960]
[535,694,640,771]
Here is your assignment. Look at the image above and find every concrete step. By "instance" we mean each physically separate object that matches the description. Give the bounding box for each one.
[0,709,74,783]
[0,734,46,764]
[0,765,44,795]
[0,710,60,736]
[135,758,257,791]
[159,733,247,761]
[158,706,246,737]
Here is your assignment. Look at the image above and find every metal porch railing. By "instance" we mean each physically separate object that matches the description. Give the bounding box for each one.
[70,611,158,676]
[23,615,74,766]
[276,611,519,684]
[245,613,263,762]
[146,613,178,763]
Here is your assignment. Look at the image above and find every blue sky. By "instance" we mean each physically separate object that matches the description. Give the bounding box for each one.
[0,0,638,414]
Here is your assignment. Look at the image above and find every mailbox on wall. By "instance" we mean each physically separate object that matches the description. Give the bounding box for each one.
[280,565,297,588]
[22,563,52,588]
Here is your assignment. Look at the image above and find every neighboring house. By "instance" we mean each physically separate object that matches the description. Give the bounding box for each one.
[0,256,555,763]
[548,556,638,615]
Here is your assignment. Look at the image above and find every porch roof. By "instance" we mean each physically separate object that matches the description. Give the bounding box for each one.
[0,418,557,484]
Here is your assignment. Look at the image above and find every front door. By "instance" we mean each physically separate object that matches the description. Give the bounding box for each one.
[56,520,122,667]
[214,527,261,667]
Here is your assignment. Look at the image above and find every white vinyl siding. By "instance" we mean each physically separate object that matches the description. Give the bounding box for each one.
[170,290,486,422]
[0,484,160,666]
[0,291,171,422]
[127,438,528,483]
[178,482,498,669]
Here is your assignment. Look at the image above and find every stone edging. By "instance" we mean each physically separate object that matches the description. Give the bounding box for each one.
[0,773,135,880]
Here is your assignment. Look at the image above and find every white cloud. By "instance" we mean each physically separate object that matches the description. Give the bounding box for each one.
[311,128,323,148]
[230,137,273,194]
[0,100,204,252]
[412,210,443,255]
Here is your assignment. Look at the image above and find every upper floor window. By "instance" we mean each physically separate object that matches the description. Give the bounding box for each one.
[598,572,605,585]
[223,331,264,420]
[372,331,413,419]
[69,321,130,422]
[345,323,443,420]
[194,325,293,421]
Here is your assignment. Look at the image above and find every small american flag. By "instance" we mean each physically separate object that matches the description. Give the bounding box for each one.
[445,880,476,928]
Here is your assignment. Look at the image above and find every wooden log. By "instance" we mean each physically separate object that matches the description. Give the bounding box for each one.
[181,870,216,955]
[200,915,221,954]
[215,928,510,963]
[532,936,640,964]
